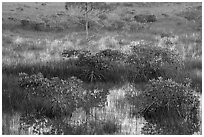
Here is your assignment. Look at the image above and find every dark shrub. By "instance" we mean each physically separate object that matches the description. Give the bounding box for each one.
[95,49,127,62]
[21,19,30,27]
[61,49,124,83]
[126,77,200,134]
[18,73,84,118]
[62,49,91,59]
[34,22,46,31]
[21,19,42,31]
[126,43,183,82]
[76,54,114,82]
[18,72,110,118]
[134,14,157,23]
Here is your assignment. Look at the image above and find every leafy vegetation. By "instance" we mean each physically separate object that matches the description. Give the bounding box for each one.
[61,49,125,83]
[126,42,183,82]
[126,77,200,134]
[2,2,202,135]
[18,73,109,118]
[19,73,83,118]
[65,2,116,39]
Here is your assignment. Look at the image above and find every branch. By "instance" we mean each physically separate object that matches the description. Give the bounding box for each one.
[82,8,93,16]
[95,10,109,17]
[88,10,108,21]
[67,15,86,26]
[176,107,182,118]
[143,101,156,113]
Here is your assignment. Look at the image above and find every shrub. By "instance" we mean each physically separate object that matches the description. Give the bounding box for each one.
[21,19,30,27]
[95,49,127,62]
[76,54,114,82]
[126,43,183,82]
[126,77,200,134]
[61,49,91,59]
[19,73,84,118]
[18,72,110,118]
[61,49,124,83]
[134,14,157,23]
[178,6,201,22]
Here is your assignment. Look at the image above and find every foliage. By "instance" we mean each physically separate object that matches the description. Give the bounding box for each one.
[126,43,183,82]
[134,14,157,23]
[126,77,200,134]
[61,49,123,83]
[65,2,115,39]
[141,122,163,135]
[77,54,114,82]
[19,73,84,118]
[177,5,201,30]
[178,6,201,22]
[20,115,64,135]
[62,49,91,59]
[18,72,110,118]
[95,49,127,62]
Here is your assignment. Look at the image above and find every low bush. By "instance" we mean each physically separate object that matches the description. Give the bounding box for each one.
[19,73,83,118]
[18,73,110,118]
[126,77,200,134]
[134,14,157,23]
[95,49,127,62]
[76,54,114,82]
[126,43,183,82]
[62,49,126,83]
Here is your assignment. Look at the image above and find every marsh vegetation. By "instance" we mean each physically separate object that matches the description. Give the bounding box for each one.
[2,2,202,135]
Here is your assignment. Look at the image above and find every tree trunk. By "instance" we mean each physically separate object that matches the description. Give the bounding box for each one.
[85,19,89,40]
[85,2,89,40]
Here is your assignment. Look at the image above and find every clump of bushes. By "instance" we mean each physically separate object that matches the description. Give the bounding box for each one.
[95,49,127,62]
[62,49,91,59]
[61,49,126,83]
[126,43,183,82]
[134,14,157,23]
[61,43,184,84]
[126,77,200,134]
[76,53,116,82]
[18,72,111,135]
[18,72,110,119]
[19,73,84,118]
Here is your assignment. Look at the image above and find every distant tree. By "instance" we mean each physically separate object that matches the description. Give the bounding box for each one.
[65,2,115,40]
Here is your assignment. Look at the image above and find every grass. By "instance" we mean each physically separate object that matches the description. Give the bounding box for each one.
[2,112,32,135]
[2,112,21,135]
[2,2,202,135]
[2,74,28,113]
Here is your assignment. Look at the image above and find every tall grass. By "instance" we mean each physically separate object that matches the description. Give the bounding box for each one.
[2,112,32,135]
[2,21,202,134]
